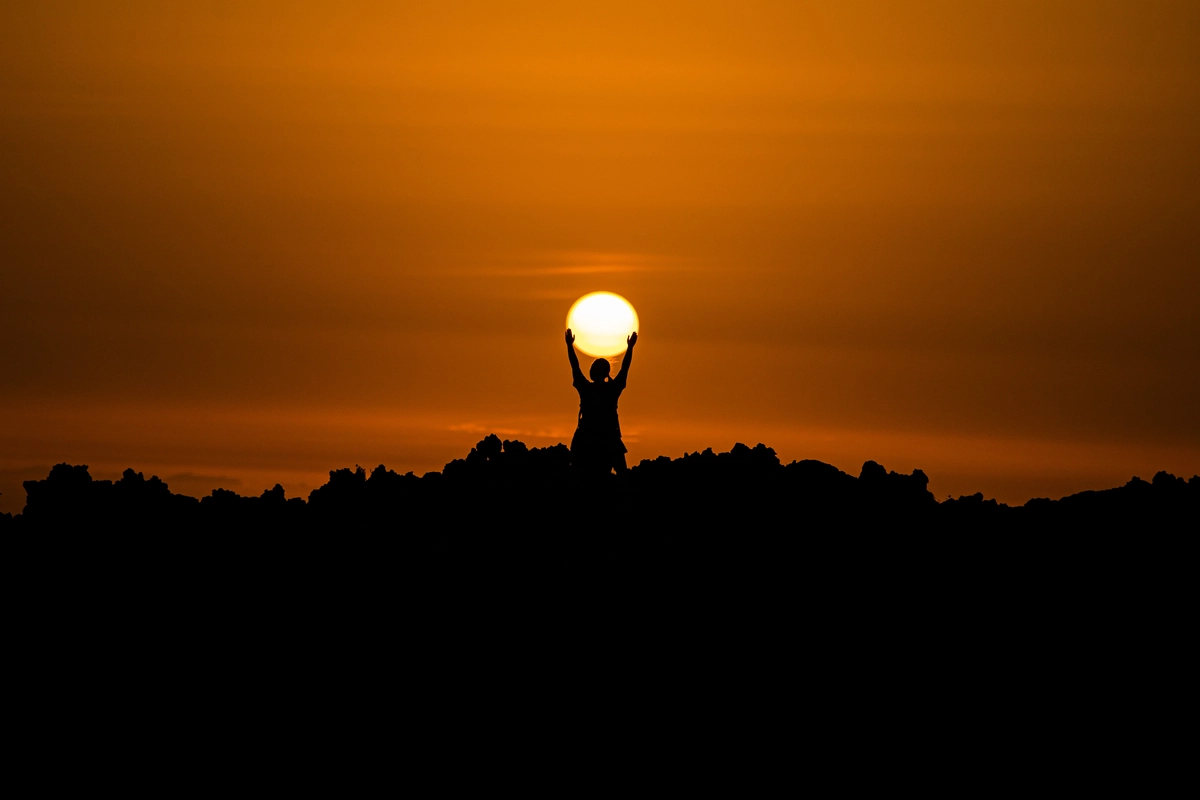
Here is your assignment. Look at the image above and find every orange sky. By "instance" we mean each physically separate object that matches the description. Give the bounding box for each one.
[2,1,1199,511]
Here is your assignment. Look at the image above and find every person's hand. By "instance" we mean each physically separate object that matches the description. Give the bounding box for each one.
[627,331,638,347]
[566,329,575,345]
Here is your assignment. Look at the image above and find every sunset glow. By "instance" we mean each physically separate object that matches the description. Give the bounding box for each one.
[566,292,639,358]
[1,2,1198,510]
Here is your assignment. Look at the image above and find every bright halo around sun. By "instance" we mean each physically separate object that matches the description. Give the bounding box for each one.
[566,292,639,357]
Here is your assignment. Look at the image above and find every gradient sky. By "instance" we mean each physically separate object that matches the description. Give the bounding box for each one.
[3,1,1199,511]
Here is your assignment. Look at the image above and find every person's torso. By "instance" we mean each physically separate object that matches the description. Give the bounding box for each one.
[577,381,622,433]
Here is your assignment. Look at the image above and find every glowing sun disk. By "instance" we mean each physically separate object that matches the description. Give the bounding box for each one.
[566,292,639,357]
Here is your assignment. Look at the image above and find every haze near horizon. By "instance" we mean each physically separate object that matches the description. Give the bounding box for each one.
[2,1,1198,511]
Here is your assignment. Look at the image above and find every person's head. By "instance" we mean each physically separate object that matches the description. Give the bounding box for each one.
[589,358,611,382]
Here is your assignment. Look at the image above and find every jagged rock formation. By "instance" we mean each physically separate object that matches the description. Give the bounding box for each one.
[2,435,1196,532]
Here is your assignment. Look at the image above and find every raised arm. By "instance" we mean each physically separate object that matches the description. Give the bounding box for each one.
[566,329,587,387]
[613,331,637,390]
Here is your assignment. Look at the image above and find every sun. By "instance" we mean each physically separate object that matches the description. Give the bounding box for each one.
[566,292,639,357]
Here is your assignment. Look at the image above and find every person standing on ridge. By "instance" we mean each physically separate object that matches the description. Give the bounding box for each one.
[566,328,637,478]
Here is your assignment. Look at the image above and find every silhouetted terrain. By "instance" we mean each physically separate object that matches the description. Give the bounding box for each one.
[5,433,1191,734]
[2,435,1195,532]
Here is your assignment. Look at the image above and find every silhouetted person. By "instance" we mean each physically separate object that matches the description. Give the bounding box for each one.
[567,328,637,479]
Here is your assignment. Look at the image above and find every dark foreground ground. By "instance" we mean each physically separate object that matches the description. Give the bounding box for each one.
[5,434,1192,755]
[3,434,1196,532]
